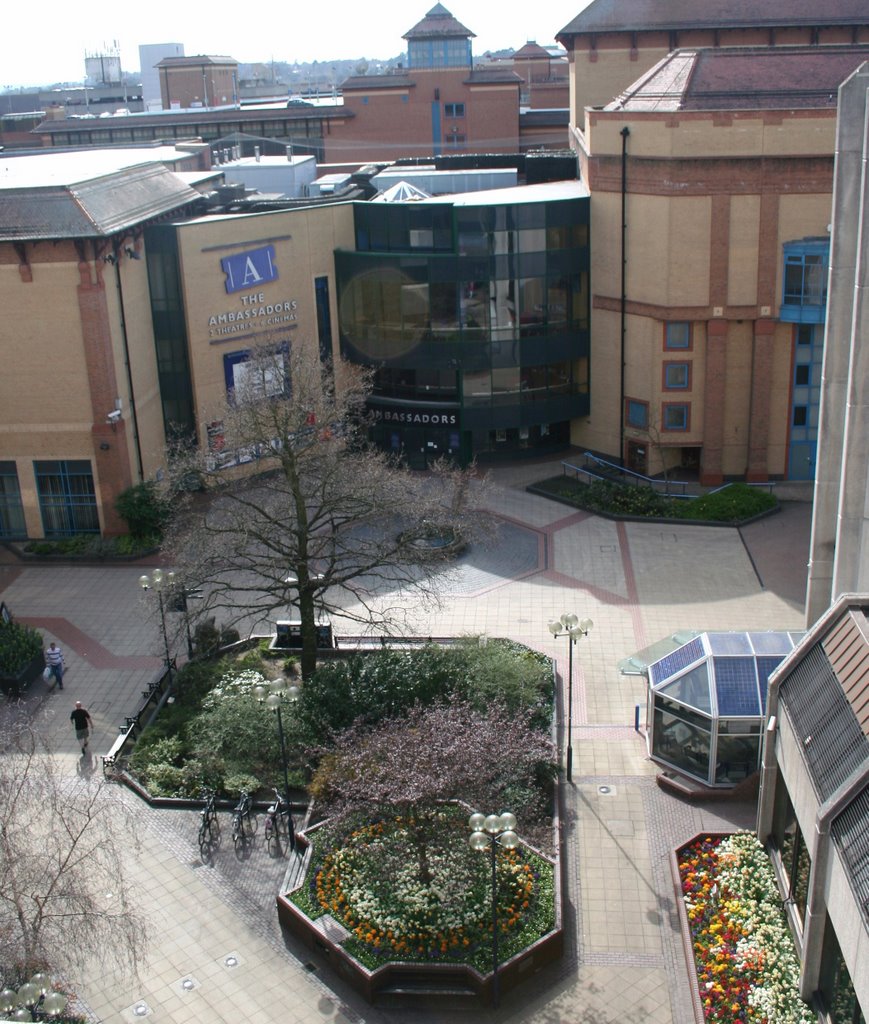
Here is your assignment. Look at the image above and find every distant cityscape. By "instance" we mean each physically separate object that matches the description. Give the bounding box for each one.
[0,48,518,103]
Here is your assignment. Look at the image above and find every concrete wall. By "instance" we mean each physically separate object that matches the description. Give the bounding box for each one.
[806,63,869,624]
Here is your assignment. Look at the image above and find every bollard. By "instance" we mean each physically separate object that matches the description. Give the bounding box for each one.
[634,704,640,732]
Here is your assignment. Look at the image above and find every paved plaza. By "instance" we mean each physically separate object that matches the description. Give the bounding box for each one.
[0,458,812,1024]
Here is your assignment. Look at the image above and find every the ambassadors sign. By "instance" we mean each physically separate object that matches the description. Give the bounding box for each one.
[208,244,298,341]
[369,401,459,427]
[221,245,278,293]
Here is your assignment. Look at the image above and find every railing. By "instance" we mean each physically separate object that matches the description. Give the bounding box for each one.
[562,453,691,496]
[562,455,778,500]
[102,660,175,777]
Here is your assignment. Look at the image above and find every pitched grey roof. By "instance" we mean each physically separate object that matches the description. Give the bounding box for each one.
[558,0,869,37]
[606,46,869,112]
[0,161,202,241]
[778,618,869,803]
[155,55,238,67]
[403,3,475,40]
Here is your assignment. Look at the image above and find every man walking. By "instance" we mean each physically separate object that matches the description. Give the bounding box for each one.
[45,641,64,689]
[70,701,93,753]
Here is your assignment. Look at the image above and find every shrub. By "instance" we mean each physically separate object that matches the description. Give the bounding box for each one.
[114,482,171,540]
[532,476,777,523]
[0,621,44,675]
[688,483,777,521]
[298,638,553,744]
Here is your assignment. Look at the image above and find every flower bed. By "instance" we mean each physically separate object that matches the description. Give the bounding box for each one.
[677,832,813,1023]
[290,808,555,973]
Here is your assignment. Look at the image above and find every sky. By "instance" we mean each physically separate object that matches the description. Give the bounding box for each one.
[1,0,593,90]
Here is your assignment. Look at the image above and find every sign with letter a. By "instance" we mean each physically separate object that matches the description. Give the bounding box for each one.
[221,245,278,294]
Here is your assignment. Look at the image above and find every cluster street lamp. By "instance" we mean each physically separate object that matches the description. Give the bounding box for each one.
[254,677,298,851]
[468,811,519,1008]
[547,613,593,782]
[139,568,175,685]
[0,973,68,1020]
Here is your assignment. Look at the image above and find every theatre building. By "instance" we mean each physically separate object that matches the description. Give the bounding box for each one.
[142,174,587,473]
[336,181,590,467]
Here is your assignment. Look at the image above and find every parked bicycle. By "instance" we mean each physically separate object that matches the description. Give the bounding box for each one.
[263,788,294,857]
[231,790,257,851]
[198,789,220,860]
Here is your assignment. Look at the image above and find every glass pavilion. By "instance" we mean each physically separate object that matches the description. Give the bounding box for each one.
[647,631,803,787]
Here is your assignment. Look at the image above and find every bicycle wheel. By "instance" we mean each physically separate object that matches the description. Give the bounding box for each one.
[231,814,243,849]
[245,812,259,836]
[208,815,220,840]
[266,819,281,857]
[198,824,211,860]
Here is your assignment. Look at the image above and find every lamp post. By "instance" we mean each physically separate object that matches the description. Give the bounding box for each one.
[0,973,67,1021]
[139,568,175,685]
[468,810,519,1008]
[254,677,298,851]
[547,613,593,782]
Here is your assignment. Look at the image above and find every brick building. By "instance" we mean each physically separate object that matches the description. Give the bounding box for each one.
[325,4,523,166]
[0,147,210,537]
[156,55,239,110]
[556,0,869,483]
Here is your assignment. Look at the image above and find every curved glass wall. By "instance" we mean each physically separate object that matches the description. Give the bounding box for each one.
[647,631,803,787]
[336,191,590,464]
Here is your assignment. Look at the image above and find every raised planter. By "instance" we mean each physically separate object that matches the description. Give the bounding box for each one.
[277,811,564,1006]
[0,652,45,698]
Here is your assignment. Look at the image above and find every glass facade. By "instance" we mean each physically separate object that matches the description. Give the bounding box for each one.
[337,194,591,466]
[145,224,197,442]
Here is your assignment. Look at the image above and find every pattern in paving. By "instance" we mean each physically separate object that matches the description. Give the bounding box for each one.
[0,460,812,1024]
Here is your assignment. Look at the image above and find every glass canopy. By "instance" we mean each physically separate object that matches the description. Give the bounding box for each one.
[647,631,803,786]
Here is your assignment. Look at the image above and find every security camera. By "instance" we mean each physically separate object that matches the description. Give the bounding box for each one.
[106,410,122,423]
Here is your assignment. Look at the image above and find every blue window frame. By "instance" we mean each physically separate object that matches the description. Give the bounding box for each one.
[665,322,691,350]
[781,239,829,324]
[0,462,26,539]
[662,403,690,431]
[625,398,648,429]
[664,362,690,389]
[34,460,99,537]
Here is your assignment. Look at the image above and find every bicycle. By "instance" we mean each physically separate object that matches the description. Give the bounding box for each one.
[263,788,294,857]
[231,791,257,852]
[198,789,220,859]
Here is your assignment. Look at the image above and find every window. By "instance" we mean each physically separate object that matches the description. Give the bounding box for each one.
[444,102,465,118]
[662,403,690,431]
[444,132,466,149]
[0,462,26,538]
[625,398,649,429]
[664,362,691,390]
[794,364,810,387]
[315,276,333,365]
[34,460,99,537]
[793,406,808,427]
[781,240,830,325]
[784,252,827,307]
[665,322,691,350]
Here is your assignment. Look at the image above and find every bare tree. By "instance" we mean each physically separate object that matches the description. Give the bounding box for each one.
[167,343,485,678]
[0,714,148,984]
